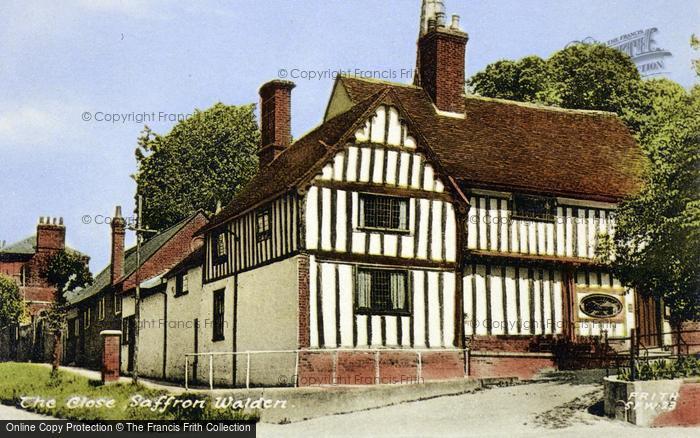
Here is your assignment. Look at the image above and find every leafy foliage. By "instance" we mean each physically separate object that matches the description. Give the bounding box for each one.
[0,275,26,327]
[606,87,700,323]
[40,250,93,374]
[468,44,640,115]
[134,103,260,231]
[619,356,700,381]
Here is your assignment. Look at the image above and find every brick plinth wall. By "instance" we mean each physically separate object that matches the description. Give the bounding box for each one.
[297,254,310,349]
[469,354,556,380]
[297,350,466,387]
[100,330,122,383]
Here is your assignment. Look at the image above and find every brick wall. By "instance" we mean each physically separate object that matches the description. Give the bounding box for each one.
[469,354,556,380]
[297,350,466,387]
[677,321,700,354]
[297,253,310,349]
[417,28,467,113]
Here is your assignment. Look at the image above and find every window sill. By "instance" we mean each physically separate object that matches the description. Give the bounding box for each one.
[174,292,189,298]
[212,336,225,343]
[356,226,411,235]
[355,309,411,317]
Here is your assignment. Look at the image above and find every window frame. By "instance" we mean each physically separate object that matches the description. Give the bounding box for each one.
[256,206,272,242]
[354,267,411,316]
[212,289,225,342]
[511,194,557,223]
[174,272,189,297]
[358,193,410,234]
[114,293,122,315]
[212,230,228,265]
[97,296,105,321]
[83,307,91,328]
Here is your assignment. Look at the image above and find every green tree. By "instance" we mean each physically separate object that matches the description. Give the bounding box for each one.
[0,275,26,327]
[467,56,551,103]
[41,250,93,375]
[134,103,260,230]
[468,44,641,117]
[603,87,700,323]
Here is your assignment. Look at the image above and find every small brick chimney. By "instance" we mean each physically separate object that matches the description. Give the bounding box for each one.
[258,79,296,167]
[415,11,468,113]
[110,206,126,285]
[36,217,65,253]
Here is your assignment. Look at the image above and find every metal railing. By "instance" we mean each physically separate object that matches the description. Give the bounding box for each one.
[602,328,700,380]
[184,348,469,390]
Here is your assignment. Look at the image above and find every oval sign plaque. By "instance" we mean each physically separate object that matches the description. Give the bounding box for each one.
[579,294,623,318]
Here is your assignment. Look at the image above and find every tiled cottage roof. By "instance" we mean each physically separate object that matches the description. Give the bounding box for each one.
[205,75,644,231]
[339,76,645,201]
[200,89,384,233]
[67,213,200,304]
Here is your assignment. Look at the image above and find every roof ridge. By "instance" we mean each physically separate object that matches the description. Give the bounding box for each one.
[465,94,618,116]
[339,74,421,90]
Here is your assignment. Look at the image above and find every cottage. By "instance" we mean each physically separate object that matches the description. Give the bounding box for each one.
[124,1,669,385]
[65,207,208,370]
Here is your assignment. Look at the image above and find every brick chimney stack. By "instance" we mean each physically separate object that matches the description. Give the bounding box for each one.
[36,216,65,253]
[415,2,468,114]
[110,206,126,285]
[258,79,296,167]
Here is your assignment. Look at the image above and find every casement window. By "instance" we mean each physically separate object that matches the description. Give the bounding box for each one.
[97,297,105,320]
[212,289,225,341]
[212,230,227,264]
[122,317,132,345]
[512,194,556,222]
[175,272,189,297]
[359,194,409,232]
[356,268,410,315]
[114,293,122,314]
[83,307,91,328]
[256,207,272,242]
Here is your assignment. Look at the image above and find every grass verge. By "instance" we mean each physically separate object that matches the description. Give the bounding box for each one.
[0,362,258,421]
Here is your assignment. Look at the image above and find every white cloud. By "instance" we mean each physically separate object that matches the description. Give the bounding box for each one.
[0,101,84,149]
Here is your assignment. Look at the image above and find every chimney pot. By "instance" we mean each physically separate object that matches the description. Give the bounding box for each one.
[451,14,460,30]
[258,80,296,167]
[435,11,445,27]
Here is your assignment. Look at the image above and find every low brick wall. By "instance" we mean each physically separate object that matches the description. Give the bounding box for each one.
[297,350,466,386]
[604,376,700,427]
[469,352,556,380]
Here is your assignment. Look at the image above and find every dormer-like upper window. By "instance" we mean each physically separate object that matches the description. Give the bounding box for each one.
[212,230,227,264]
[513,194,556,222]
[256,207,272,242]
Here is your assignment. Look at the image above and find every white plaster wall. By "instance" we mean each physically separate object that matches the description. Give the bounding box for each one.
[164,266,202,381]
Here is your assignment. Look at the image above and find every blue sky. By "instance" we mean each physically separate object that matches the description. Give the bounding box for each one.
[0,0,697,272]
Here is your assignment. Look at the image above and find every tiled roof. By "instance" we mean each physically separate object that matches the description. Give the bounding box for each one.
[200,89,385,233]
[67,213,200,304]
[339,76,645,201]
[0,235,86,258]
[204,75,644,232]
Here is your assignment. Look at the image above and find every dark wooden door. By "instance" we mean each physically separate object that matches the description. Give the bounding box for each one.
[636,293,661,348]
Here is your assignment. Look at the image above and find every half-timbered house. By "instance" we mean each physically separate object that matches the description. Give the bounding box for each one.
[168,1,667,385]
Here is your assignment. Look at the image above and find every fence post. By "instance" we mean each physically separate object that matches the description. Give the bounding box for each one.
[209,355,213,390]
[246,352,251,389]
[184,355,189,390]
[630,328,636,381]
